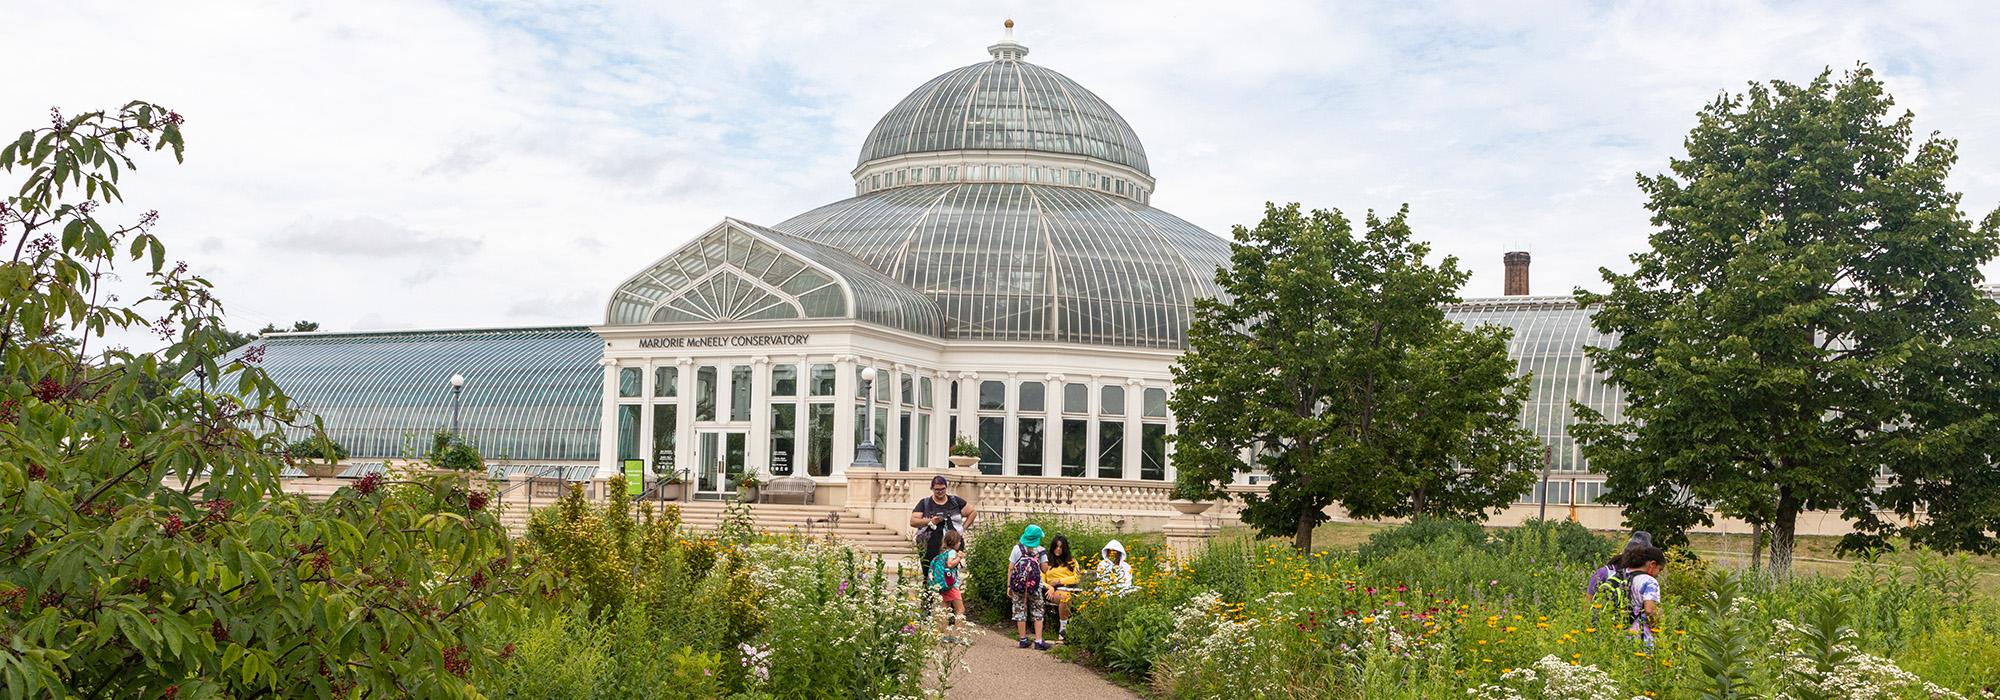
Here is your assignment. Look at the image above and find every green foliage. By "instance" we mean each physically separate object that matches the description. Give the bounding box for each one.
[1683,573,1760,699]
[485,605,724,700]
[429,429,484,472]
[1172,203,1542,549]
[1356,516,1490,563]
[949,434,979,457]
[0,103,522,698]
[1573,64,2000,572]
[284,433,348,462]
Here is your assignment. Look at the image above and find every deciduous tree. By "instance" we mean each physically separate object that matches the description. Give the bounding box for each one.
[1172,203,1542,550]
[1573,66,2000,576]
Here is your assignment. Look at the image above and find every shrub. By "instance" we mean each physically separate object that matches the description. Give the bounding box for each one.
[430,428,485,471]
[1355,516,1488,562]
[963,514,1129,622]
[284,433,348,461]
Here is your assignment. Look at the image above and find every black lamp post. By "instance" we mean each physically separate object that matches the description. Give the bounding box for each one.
[853,367,882,467]
[450,373,466,436]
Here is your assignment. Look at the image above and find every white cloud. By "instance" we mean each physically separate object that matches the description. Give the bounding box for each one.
[6,0,1998,349]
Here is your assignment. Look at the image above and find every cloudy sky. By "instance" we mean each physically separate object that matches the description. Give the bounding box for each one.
[9,1,2000,348]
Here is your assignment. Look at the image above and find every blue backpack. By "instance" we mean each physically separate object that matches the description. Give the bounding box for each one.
[929,551,958,592]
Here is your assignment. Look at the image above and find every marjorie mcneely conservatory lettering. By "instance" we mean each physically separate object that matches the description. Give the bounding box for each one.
[635,333,811,349]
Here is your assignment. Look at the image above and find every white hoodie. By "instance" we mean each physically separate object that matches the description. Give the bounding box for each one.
[1096,540,1135,594]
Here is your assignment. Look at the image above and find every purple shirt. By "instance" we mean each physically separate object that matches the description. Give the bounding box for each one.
[1585,564,1616,596]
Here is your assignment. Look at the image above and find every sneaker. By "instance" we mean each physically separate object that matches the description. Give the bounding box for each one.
[1017,638,1032,648]
[1033,640,1053,651]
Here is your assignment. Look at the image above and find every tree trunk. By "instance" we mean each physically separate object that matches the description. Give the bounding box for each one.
[1412,485,1429,518]
[1771,487,1800,579]
[1293,508,1316,552]
[1749,520,1765,577]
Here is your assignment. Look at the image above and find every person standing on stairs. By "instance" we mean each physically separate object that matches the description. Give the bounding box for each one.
[911,475,976,568]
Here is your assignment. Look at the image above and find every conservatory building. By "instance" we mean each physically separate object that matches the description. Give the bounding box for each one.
[245,29,1234,514]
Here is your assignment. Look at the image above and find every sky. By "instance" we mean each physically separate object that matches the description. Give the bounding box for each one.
[7,1,2000,350]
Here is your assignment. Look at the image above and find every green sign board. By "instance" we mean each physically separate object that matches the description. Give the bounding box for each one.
[622,459,645,496]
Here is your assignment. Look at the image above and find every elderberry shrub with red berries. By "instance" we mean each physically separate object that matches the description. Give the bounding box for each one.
[0,102,527,697]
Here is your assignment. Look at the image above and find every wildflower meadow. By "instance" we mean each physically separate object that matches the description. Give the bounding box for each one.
[975,517,2000,699]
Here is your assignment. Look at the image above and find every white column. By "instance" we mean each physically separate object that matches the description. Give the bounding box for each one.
[675,359,694,481]
[887,365,906,471]
[1044,373,1063,476]
[750,357,771,474]
[638,361,655,473]
[955,371,978,456]
[833,355,857,476]
[1002,373,1018,476]
[596,358,620,478]
[1124,378,1143,481]
[1086,375,1102,480]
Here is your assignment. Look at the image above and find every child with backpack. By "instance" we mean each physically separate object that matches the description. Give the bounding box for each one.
[930,529,966,644]
[1621,546,1666,645]
[1008,524,1052,650]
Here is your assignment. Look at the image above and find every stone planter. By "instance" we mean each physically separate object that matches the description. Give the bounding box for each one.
[659,481,686,501]
[739,484,761,503]
[1167,499,1213,516]
[298,462,345,479]
[947,455,980,469]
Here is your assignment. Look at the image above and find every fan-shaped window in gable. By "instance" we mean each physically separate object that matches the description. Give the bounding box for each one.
[609,227,850,325]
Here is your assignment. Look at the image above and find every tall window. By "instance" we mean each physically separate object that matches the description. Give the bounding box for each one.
[978,416,1004,476]
[1142,387,1170,480]
[915,377,933,469]
[1061,419,1087,477]
[653,404,677,473]
[1017,381,1045,476]
[617,404,641,461]
[770,404,796,476]
[1140,424,1167,481]
[1097,421,1124,479]
[807,404,834,477]
[695,366,717,421]
[618,367,641,398]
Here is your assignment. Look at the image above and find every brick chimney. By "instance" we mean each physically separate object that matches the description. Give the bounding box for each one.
[1503,251,1531,296]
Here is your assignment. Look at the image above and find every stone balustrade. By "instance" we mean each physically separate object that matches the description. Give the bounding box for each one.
[843,467,1264,536]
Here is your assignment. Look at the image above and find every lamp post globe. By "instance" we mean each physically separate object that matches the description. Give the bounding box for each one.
[854,367,882,468]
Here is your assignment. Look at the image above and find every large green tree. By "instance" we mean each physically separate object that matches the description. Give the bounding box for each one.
[0,104,525,696]
[1172,203,1543,550]
[1573,66,2000,576]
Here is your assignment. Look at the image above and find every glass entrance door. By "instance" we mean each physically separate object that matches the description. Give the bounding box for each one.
[697,430,747,497]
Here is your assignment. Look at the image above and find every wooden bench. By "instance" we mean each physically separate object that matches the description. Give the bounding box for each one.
[760,476,816,504]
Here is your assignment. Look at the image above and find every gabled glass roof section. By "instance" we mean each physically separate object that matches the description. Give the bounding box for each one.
[606,219,945,337]
[1445,297,1623,474]
[202,327,603,461]
[773,183,1230,348]
[857,37,1149,175]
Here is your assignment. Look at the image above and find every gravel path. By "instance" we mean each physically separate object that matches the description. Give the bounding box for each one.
[937,622,1141,700]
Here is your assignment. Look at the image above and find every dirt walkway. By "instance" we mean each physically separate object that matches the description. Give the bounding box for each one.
[938,623,1141,700]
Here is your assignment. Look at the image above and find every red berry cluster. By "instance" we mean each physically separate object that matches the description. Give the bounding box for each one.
[161,514,184,538]
[0,398,17,424]
[466,491,489,512]
[163,686,179,699]
[211,619,228,643]
[201,499,232,523]
[442,645,470,677]
[498,643,516,661]
[354,473,383,495]
[24,463,44,481]
[0,587,25,613]
[467,571,487,591]
[30,377,66,402]
[312,551,331,576]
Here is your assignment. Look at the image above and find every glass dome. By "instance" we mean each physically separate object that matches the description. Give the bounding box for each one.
[773,182,1230,348]
[856,40,1150,176]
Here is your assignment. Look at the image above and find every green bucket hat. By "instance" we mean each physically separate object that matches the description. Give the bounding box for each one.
[1019,524,1044,549]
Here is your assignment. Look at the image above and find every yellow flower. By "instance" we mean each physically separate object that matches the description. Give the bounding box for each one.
[1361,616,1376,624]
[1571,653,1581,659]
[1477,639,1488,646]
[1504,626,1518,633]
[1585,627,1598,633]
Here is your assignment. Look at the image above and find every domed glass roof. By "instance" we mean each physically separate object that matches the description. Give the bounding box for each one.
[773,183,1229,348]
[856,44,1150,175]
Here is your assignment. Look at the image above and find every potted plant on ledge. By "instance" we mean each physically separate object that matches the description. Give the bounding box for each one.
[286,434,349,479]
[736,468,763,503]
[947,435,980,469]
